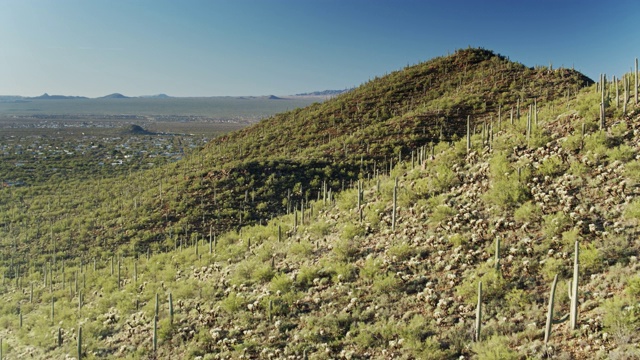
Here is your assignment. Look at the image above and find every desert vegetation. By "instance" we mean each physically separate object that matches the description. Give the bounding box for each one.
[0,48,639,359]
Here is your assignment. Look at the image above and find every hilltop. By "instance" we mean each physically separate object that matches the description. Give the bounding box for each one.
[120,124,155,135]
[2,48,639,359]
[99,93,130,99]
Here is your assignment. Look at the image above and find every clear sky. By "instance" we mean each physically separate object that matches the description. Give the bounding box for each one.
[1,0,638,97]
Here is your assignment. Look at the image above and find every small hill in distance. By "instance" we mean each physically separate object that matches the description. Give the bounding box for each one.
[29,93,88,100]
[139,94,171,99]
[99,93,130,99]
[119,124,154,135]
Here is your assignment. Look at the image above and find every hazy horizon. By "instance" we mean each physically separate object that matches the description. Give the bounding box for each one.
[1,0,638,98]
[0,92,339,98]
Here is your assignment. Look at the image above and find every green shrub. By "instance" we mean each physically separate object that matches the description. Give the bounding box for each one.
[429,204,456,224]
[542,211,571,239]
[341,223,365,241]
[360,256,383,283]
[270,273,294,294]
[626,276,640,297]
[514,201,541,223]
[336,187,358,212]
[456,264,507,305]
[580,242,603,274]
[561,133,583,153]
[471,335,518,360]
[252,262,275,283]
[448,233,468,247]
[429,163,460,194]
[505,288,531,312]
[220,292,245,314]
[540,257,565,282]
[333,236,360,262]
[296,264,320,289]
[609,121,629,140]
[561,228,581,251]
[536,155,567,177]
[623,198,640,223]
[352,317,398,348]
[607,144,635,162]
[601,295,640,338]
[485,177,529,209]
[329,261,357,282]
[584,131,609,154]
[568,161,588,176]
[372,273,401,293]
[288,240,313,258]
[399,315,448,358]
[485,152,529,209]
[575,91,601,120]
[230,258,273,285]
[363,200,386,229]
[309,221,332,237]
[625,160,640,185]
[388,242,415,261]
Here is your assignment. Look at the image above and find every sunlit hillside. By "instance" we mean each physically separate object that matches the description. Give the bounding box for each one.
[2,48,640,359]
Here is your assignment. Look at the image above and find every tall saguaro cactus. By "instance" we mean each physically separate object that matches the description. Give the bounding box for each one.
[634,58,638,105]
[153,315,158,352]
[494,237,501,272]
[78,326,83,360]
[475,281,482,342]
[569,241,579,330]
[169,293,174,325]
[466,116,471,153]
[392,177,398,231]
[544,274,559,345]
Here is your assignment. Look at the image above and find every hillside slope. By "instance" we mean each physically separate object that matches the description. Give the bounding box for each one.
[0,67,639,359]
[0,48,593,270]
[163,48,593,243]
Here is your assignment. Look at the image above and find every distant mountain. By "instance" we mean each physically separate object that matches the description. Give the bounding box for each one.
[294,89,352,97]
[139,94,171,99]
[267,95,285,100]
[99,93,130,99]
[0,96,27,103]
[29,93,88,100]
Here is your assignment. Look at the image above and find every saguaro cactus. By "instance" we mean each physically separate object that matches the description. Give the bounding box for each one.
[155,293,159,318]
[117,258,121,289]
[392,177,398,231]
[475,281,482,342]
[569,241,579,330]
[78,326,82,360]
[633,58,638,105]
[153,315,158,352]
[544,274,559,345]
[494,237,501,272]
[209,227,213,254]
[466,115,471,153]
[169,293,174,325]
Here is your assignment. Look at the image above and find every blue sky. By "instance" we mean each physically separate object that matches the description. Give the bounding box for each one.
[1,0,638,97]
